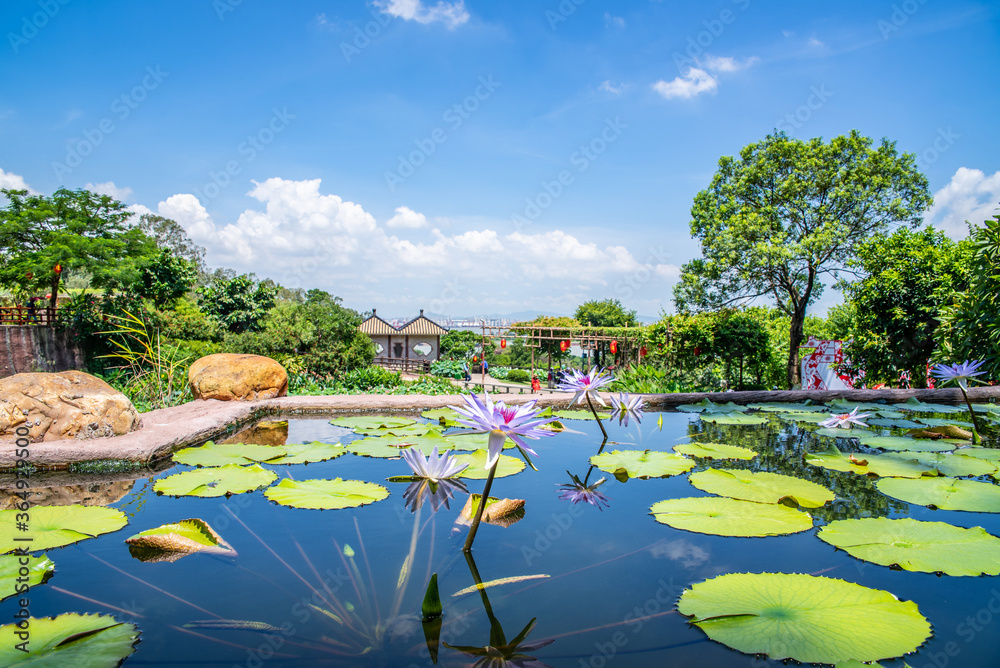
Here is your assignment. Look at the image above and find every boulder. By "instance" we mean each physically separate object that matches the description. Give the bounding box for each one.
[188,353,287,402]
[0,370,142,443]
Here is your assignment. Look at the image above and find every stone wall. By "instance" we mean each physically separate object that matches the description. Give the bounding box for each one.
[0,326,84,378]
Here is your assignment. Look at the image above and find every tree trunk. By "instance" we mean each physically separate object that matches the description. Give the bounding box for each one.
[787,311,806,389]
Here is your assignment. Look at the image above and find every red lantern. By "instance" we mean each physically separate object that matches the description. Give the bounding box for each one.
[500,338,506,349]
[610,340,618,355]
[640,346,647,357]
[693,346,702,356]
[472,355,478,363]
[53,264,63,274]
[559,340,570,353]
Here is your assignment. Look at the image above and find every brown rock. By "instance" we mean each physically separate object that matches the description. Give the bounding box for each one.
[0,479,135,509]
[188,353,287,402]
[0,370,142,443]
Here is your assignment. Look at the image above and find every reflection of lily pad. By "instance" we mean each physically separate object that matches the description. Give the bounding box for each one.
[264,478,389,510]
[267,441,346,465]
[154,464,277,497]
[329,416,416,432]
[650,497,812,537]
[452,451,525,479]
[818,517,1000,576]
[0,613,140,667]
[0,554,53,601]
[857,436,954,452]
[673,442,757,460]
[125,519,235,557]
[884,451,997,478]
[0,505,128,554]
[590,449,695,481]
[805,445,933,479]
[689,469,834,508]
[172,441,287,467]
[876,477,1000,512]
[677,399,748,414]
[677,573,931,664]
[699,412,767,425]
[347,429,455,458]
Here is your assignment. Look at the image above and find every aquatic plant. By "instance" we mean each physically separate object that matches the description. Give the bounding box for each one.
[557,366,614,438]
[931,359,987,443]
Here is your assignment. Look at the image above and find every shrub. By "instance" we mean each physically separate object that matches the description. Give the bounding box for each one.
[506,369,530,383]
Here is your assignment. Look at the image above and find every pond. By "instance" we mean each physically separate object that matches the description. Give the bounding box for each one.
[3,399,1000,667]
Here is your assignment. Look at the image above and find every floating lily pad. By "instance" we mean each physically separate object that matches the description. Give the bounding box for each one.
[673,442,757,460]
[451,451,526,479]
[677,573,932,664]
[172,441,287,467]
[874,410,907,419]
[154,464,277,498]
[329,415,416,432]
[805,445,933,479]
[0,613,139,667]
[421,408,465,427]
[884,451,997,478]
[264,478,389,510]
[699,412,768,425]
[912,417,975,429]
[125,519,235,558]
[650,497,812,537]
[551,409,612,420]
[676,399,748,414]
[447,432,517,451]
[688,469,834,508]
[970,403,1000,413]
[748,401,825,412]
[347,429,456,458]
[877,477,1000,512]
[814,427,872,439]
[0,505,128,554]
[818,517,1000,576]
[0,554,53,601]
[776,411,833,424]
[895,397,964,413]
[957,447,1000,464]
[590,450,695,481]
[827,399,889,412]
[266,441,346,465]
[857,436,955,453]
[866,418,926,429]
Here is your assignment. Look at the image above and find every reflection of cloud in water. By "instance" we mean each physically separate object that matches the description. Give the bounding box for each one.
[649,538,710,568]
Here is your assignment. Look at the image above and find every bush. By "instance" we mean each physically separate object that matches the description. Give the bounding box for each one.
[489,366,511,380]
[431,359,465,379]
[506,369,530,383]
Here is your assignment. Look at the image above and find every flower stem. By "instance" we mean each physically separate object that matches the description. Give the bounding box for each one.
[586,394,608,440]
[463,462,499,553]
[959,387,983,445]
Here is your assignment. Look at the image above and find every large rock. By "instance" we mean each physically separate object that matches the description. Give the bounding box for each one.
[188,353,288,401]
[0,370,142,442]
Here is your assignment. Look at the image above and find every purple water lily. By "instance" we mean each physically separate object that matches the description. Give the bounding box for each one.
[557,366,615,406]
[557,473,610,510]
[931,359,986,390]
[402,446,468,482]
[450,393,557,469]
[818,407,870,429]
[608,392,644,427]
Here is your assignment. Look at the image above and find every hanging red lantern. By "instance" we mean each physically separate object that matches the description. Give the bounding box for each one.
[559,340,570,353]
[472,355,478,363]
[500,338,506,349]
[610,340,618,355]
[640,346,647,357]
[693,346,702,356]
[53,264,63,274]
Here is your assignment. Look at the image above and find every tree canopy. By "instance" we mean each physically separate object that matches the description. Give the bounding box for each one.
[198,273,277,333]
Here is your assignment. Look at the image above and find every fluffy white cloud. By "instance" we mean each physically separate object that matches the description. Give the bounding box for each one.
[386,205,429,229]
[701,55,758,73]
[375,0,469,29]
[0,168,36,193]
[604,13,625,29]
[85,181,133,201]
[652,68,718,99]
[927,167,1000,237]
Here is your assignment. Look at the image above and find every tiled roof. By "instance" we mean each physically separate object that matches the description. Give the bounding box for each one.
[358,314,397,335]
[397,315,449,336]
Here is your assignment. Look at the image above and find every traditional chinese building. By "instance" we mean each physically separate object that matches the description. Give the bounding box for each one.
[358,309,449,370]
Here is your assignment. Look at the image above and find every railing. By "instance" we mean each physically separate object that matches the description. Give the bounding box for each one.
[372,357,431,373]
[0,305,60,326]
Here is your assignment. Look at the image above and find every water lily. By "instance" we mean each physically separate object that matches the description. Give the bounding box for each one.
[930,359,986,390]
[401,446,468,482]
[403,479,467,513]
[557,472,610,510]
[557,366,615,407]
[450,393,557,469]
[608,392,644,427]
[818,407,870,429]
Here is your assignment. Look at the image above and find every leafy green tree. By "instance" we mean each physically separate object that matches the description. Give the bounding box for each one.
[839,227,971,387]
[198,273,277,333]
[131,248,198,307]
[574,298,639,367]
[674,130,933,388]
[511,315,578,369]
[137,213,206,273]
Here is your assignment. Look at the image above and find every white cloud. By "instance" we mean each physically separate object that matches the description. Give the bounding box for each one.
[808,37,824,47]
[652,68,718,99]
[375,0,469,29]
[701,55,758,73]
[0,168,36,194]
[604,13,625,29]
[927,167,1000,237]
[85,181,133,202]
[386,205,429,229]
[599,80,627,96]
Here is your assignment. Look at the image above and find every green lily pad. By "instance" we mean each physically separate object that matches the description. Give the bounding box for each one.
[748,401,824,412]
[264,478,389,510]
[421,408,466,427]
[957,447,1000,464]
[0,505,128,554]
[876,477,1000,512]
[857,436,955,452]
[452,451,526,479]
[912,417,975,429]
[776,411,834,424]
[884,451,997,478]
[895,397,964,413]
[551,409,612,420]
[154,464,277,497]
[329,415,416,432]
[447,432,517,452]
[805,444,933,479]
[676,399,748,413]
[650,497,813,536]
[688,469,834,508]
[699,412,768,425]
[0,613,139,667]
[0,554,53,601]
[970,403,1000,413]
[814,427,872,439]
[874,410,907,419]
[125,518,234,556]
[266,441,346,465]
[866,418,926,429]
[590,449,695,481]
[368,423,439,437]
[347,429,457,458]
[673,442,757,460]
[172,441,287,467]
[827,399,889,412]
[677,573,931,664]
[818,517,1000,576]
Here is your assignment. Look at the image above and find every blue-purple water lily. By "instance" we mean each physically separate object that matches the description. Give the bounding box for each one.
[450,393,558,470]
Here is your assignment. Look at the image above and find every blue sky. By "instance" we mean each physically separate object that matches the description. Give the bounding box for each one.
[2,0,998,319]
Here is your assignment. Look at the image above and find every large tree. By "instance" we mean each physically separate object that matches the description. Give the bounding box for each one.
[674,130,932,388]
[574,298,638,367]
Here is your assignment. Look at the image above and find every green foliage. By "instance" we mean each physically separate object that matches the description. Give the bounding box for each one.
[506,369,531,383]
[198,273,277,333]
[608,364,683,393]
[510,315,579,366]
[130,247,198,307]
[430,359,465,379]
[152,298,223,342]
[137,213,206,272]
[575,299,638,367]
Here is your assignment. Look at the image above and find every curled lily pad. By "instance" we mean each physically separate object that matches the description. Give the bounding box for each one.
[0,554,53,601]
[699,412,767,425]
[590,450,694,481]
[650,497,813,537]
[818,517,1000,576]
[688,469,834,508]
[857,435,955,453]
[676,399,748,413]
[805,444,933,479]
[0,505,128,554]
[172,441,287,467]
[0,613,140,667]
[884,451,997,478]
[876,477,1000,513]
[456,495,526,528]
[677,573,932,664]
[125,519,235,558]
[154,464,277,498]
[329,415,416,432]
[673,442,757,460]
[264,478,389,510]
[266,441,346,465]
[452,451,525,479]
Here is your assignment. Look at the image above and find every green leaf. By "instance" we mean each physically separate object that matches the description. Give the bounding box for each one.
[866,418,926,429]
[814,427,874,439]
[422,573,442,619]
[883,451,997,478]
[876,477,1000,512]
[676,399,748,413]
[551,409,612,420]
[827,399,889,412]
[263,478,389,510]
[266,441,346,465]
[688,469,834,508]
[957,447,1000,464]
[699,412,768,425]
[673,442,757,460]
[805,445,934,479]
[677,573,931,664]
[421,408,465,427]
[895,397,964,414]
[329,415,416,432]
[172,441,287,467]
[818,517,1000,576]
[154,464,277,497]
[748,401,824,412]
[0,554,53,601]
[0,613,139,667]
[0,505,128,554]
[451,451,525,479]
[368,424,439,437]
[347,429,456,458]
[650,497,812,537]
[450,574,550,597]
[125,518,234,556]
[776,411,834,424]
[446,432,517,452]
[590,449,695,481]
[913,417,974,429]
[857,435,955,452]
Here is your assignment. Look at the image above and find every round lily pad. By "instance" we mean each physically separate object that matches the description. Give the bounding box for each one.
[0,554,53,601]
[0,505,128,554]
[266,441,346,465]
[673,442,757,460]
[452,451,526,479]
[748,402,825,412]
[776,411,833,424]
[957,447,1000,464]
[818,517,1000,576]
[590,450,695,481]
[347,429,456,458]
[857,436,955,453]
[883,451,997,478]
[814,427,873,439]
[895,397,964,413]
[805,445,933,478]
[677,572,932,664]
[876,477,1000,513]
[421,408,465,427]
[264,478,389,510]
[676,399,747,413]
[699,412,767,425]
[329,415,416,432]
[172,441,287,467]
[688,469,834,508]
[154,464,277,498]
[0,613,140,667]
[650,497,813,537]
